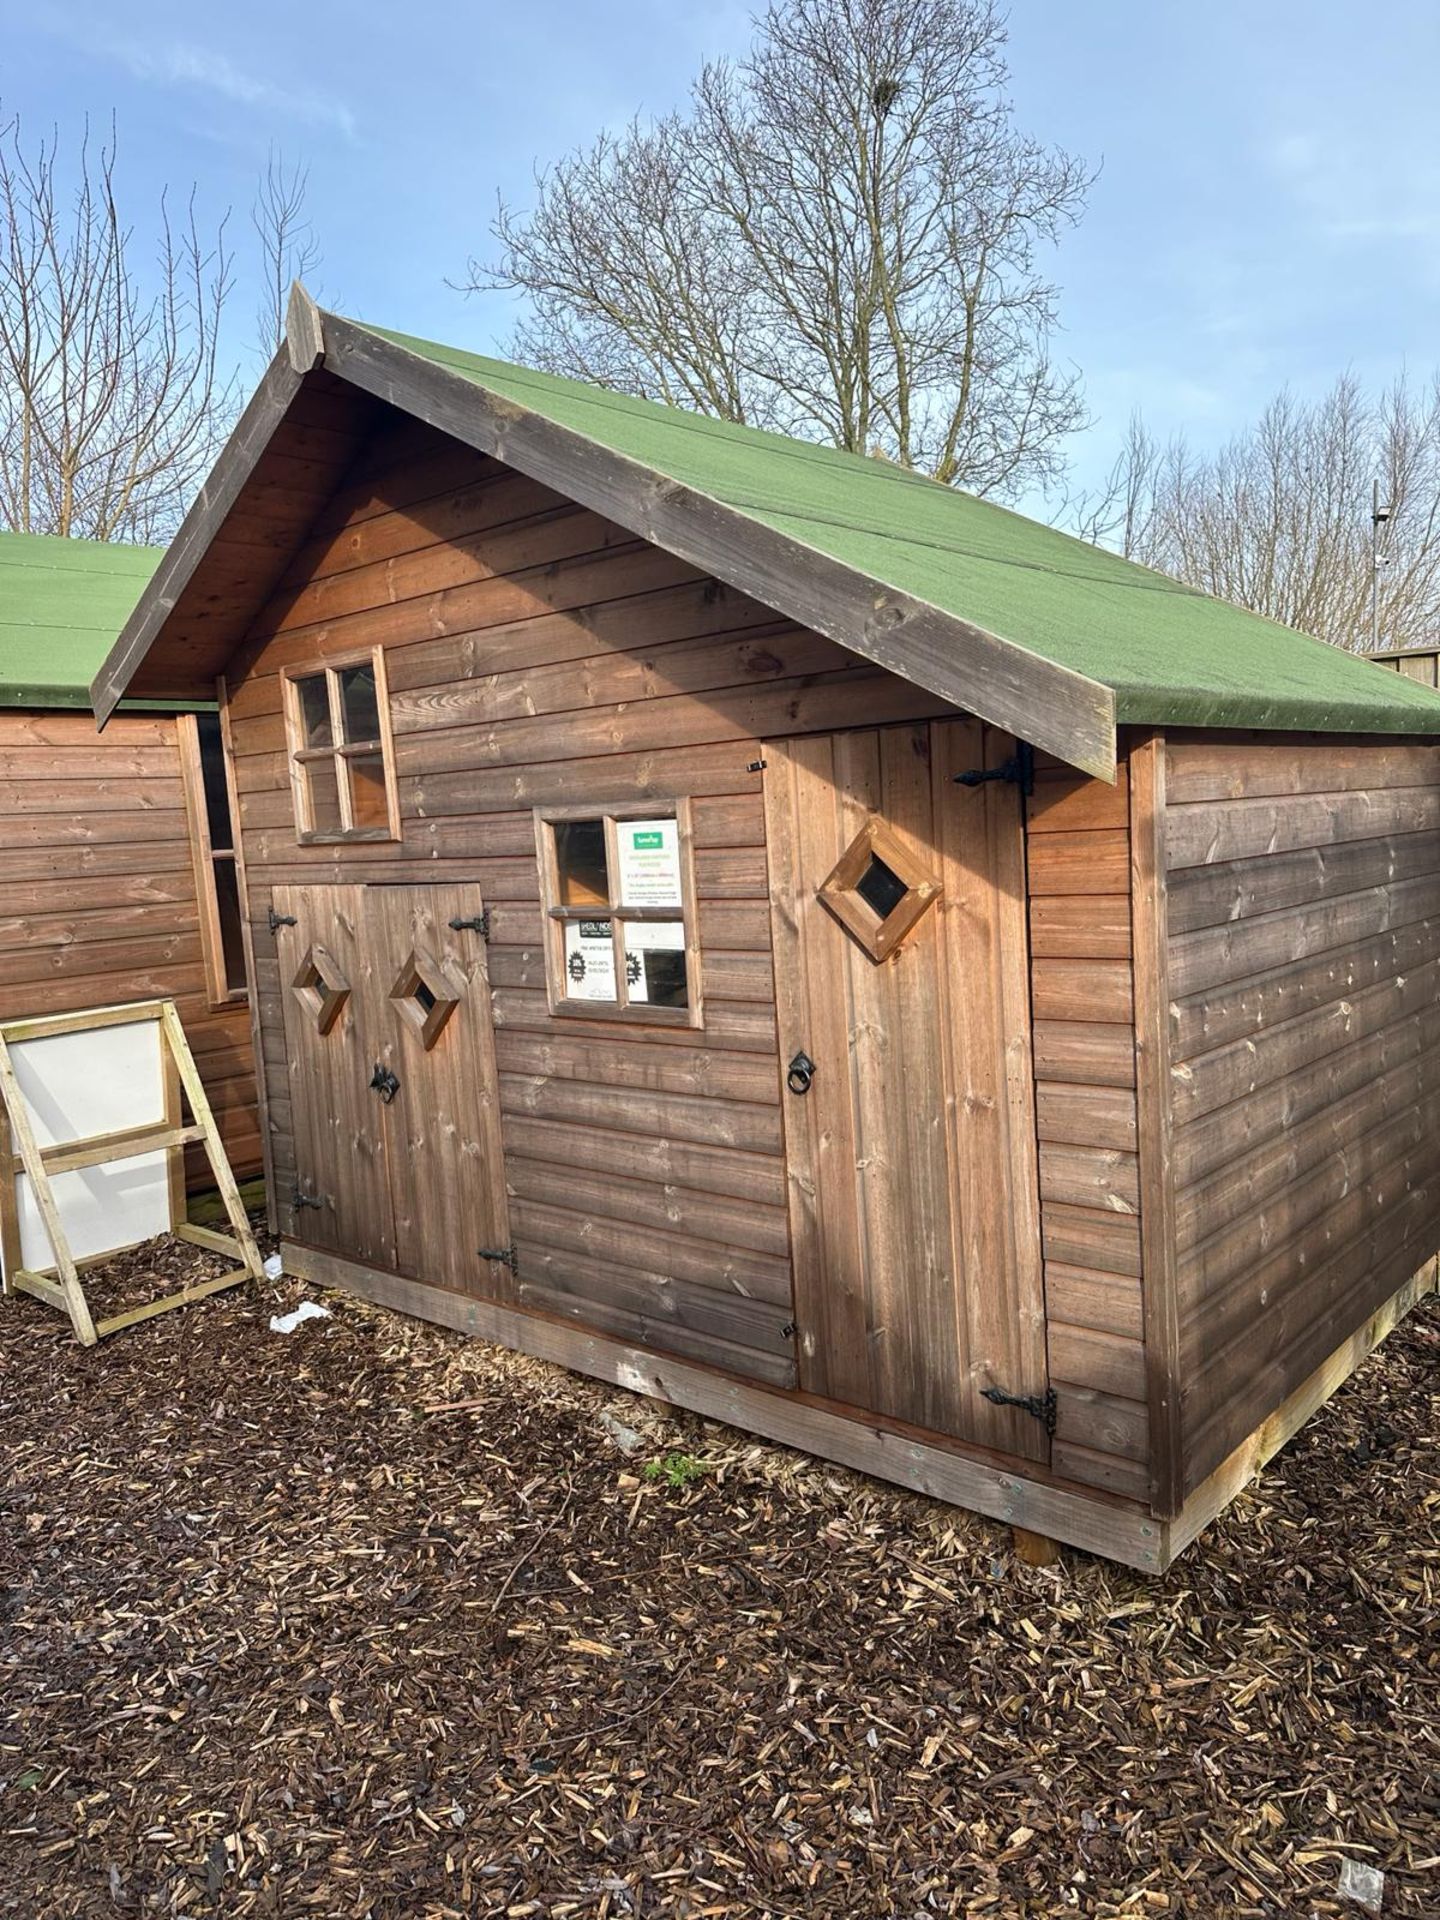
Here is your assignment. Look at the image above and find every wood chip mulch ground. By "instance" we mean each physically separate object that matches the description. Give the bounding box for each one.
[0,1233,1436,1919]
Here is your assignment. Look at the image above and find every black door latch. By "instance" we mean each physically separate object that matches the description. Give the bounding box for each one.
[982,1383,1058,1436]
[786,1049,815,1095]
[369,1063,400,1104]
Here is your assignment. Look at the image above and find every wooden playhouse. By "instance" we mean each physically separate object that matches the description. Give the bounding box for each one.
[0,532,260,1186]
[88,288,1440,1567]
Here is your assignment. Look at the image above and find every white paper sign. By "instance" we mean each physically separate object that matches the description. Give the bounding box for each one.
[564,919,617,1001]
[616,819,683,908]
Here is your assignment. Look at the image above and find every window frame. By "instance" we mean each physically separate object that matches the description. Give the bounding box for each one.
[280,647,401,845]
[534,801,703,1029]
[177,710,250,1009]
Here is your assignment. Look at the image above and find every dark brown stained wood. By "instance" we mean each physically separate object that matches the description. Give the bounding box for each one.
[373,885,510,1297]
[319,314,1117,777]
[1168,737,1440,1496]
[1032,1021,1136,1088]
[1176,997,1440,1191]
[1026,828,1130,896]
[1171,869,1440,1002]
[499,1073,783,1153]
[498,1115,785,1207]
[1172,909,1440,1054]
[272,885,396,1265]
[93,363,380,718]
[1168,827,1440,934]
[1024,751,1152,1504]
[1030,959,1133,1025]
[511,1198,790,1304]
[506,1158,788,1254]
[1029,894,1133,959]
[1166,784,1440,869]
[0,709,259,1186]
[1129,733,1185,1518]
[1165,735,1440,802]
[1174,955,1440,1123]
[763,722,1048,1458]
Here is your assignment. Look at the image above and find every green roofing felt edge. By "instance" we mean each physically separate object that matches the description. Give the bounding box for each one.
[0,530,165,707]
[355,319,1440,741]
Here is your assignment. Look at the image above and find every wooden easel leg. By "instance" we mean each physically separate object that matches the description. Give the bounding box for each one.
[0,1033,97,1346]
[159,1003,264,1280]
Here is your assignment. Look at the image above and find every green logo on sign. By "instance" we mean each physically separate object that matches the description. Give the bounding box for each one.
[632,831,664,849]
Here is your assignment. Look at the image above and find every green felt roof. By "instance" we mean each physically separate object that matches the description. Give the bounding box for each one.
[358,320,1440,737]
[0,531,166,708]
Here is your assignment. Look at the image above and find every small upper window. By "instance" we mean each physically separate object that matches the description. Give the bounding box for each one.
[178,711,248,1007]
[535,805,700,1027]
[282,649,399,844]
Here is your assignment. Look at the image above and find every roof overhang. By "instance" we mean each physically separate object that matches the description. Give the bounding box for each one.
[93,285,1117,778]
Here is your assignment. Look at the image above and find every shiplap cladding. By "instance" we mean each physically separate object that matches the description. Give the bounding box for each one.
[0,709,261,1185]
[1026,759,1150,1500]
[1165,736,1440,1492]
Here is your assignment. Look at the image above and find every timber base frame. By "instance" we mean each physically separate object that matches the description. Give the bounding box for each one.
[282,1242,1437,1571]
[0,1000,266,1345]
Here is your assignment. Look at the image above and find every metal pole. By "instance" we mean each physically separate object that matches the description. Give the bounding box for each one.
[1371,480,1381,652]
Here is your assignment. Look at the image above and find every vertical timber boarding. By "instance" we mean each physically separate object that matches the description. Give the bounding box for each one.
[0,708,261,1187]
[763,720,1048,1461]
[1164,735,1440,1494]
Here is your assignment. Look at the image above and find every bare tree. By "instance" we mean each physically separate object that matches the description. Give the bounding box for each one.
[253,148,321,360]
[467,0,1091,497]
[1072,375,1440,650]
[0,114,236,543]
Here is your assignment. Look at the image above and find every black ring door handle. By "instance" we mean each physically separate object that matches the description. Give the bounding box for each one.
[369,1063,400,1104]
[787,1050,815,1096]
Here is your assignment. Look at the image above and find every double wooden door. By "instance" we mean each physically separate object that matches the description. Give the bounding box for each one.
[763,721,1051,1462]
[274,884,510,1298]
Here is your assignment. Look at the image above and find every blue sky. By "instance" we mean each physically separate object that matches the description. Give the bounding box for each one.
[3,0,1438,498]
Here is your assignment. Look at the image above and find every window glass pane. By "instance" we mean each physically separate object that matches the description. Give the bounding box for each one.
[213,856,247,994]
[347,751,390,831]
[563,918,618,1001]
[554,818,611,907]
[195,713,234,851]
[295,673,333,748]
[305,755,343,835]
[856,852,909,920]
[624,921,688,1007]
[339,661,381,743]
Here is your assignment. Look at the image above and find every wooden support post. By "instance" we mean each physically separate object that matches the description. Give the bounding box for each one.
[159,1000,265,1282]
[0,1031,97,1345]
[1012,1527,1061,1568]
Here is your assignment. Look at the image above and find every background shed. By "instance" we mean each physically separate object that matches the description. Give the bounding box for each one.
[0,532,260,1185]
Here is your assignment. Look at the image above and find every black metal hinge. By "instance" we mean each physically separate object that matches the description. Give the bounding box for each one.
[478,1242,518,1276]
[292,1185,324,1211]
[982,1383,1058,1436]
[954,741,1034,796]
[268,906,298,934]
[449,911,491,941]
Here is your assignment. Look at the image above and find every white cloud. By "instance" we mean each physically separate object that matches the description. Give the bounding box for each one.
[30,12,358,141]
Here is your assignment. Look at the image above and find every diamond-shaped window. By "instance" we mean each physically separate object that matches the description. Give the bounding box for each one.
[818,817,941,963]
[390,947,461,1050]
[292,945,350,1034]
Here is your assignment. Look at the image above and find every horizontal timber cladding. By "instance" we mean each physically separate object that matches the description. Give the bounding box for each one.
[0,710,261,1187]
[1165,735,1440,1493]
[227,411,987,1394]
[1024,754,1151,1503]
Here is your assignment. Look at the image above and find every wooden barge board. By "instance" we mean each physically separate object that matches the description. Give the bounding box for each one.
[283,1241,1436,1571]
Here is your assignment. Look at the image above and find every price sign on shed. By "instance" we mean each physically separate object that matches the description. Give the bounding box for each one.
[618,819,683,908]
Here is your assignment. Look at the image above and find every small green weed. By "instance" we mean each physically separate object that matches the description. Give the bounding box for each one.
[642,1451,710,1490]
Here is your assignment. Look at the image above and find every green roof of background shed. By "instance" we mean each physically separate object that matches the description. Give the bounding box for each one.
[360,321,1440,737]
[0,531,164,708]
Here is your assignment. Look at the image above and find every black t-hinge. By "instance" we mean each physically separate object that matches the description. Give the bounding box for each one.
[982,1383,1058,1436]
[450,911,491,941]
[478,1242,518,1275]
[268,906,299,934]
[954,741,1034,796]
